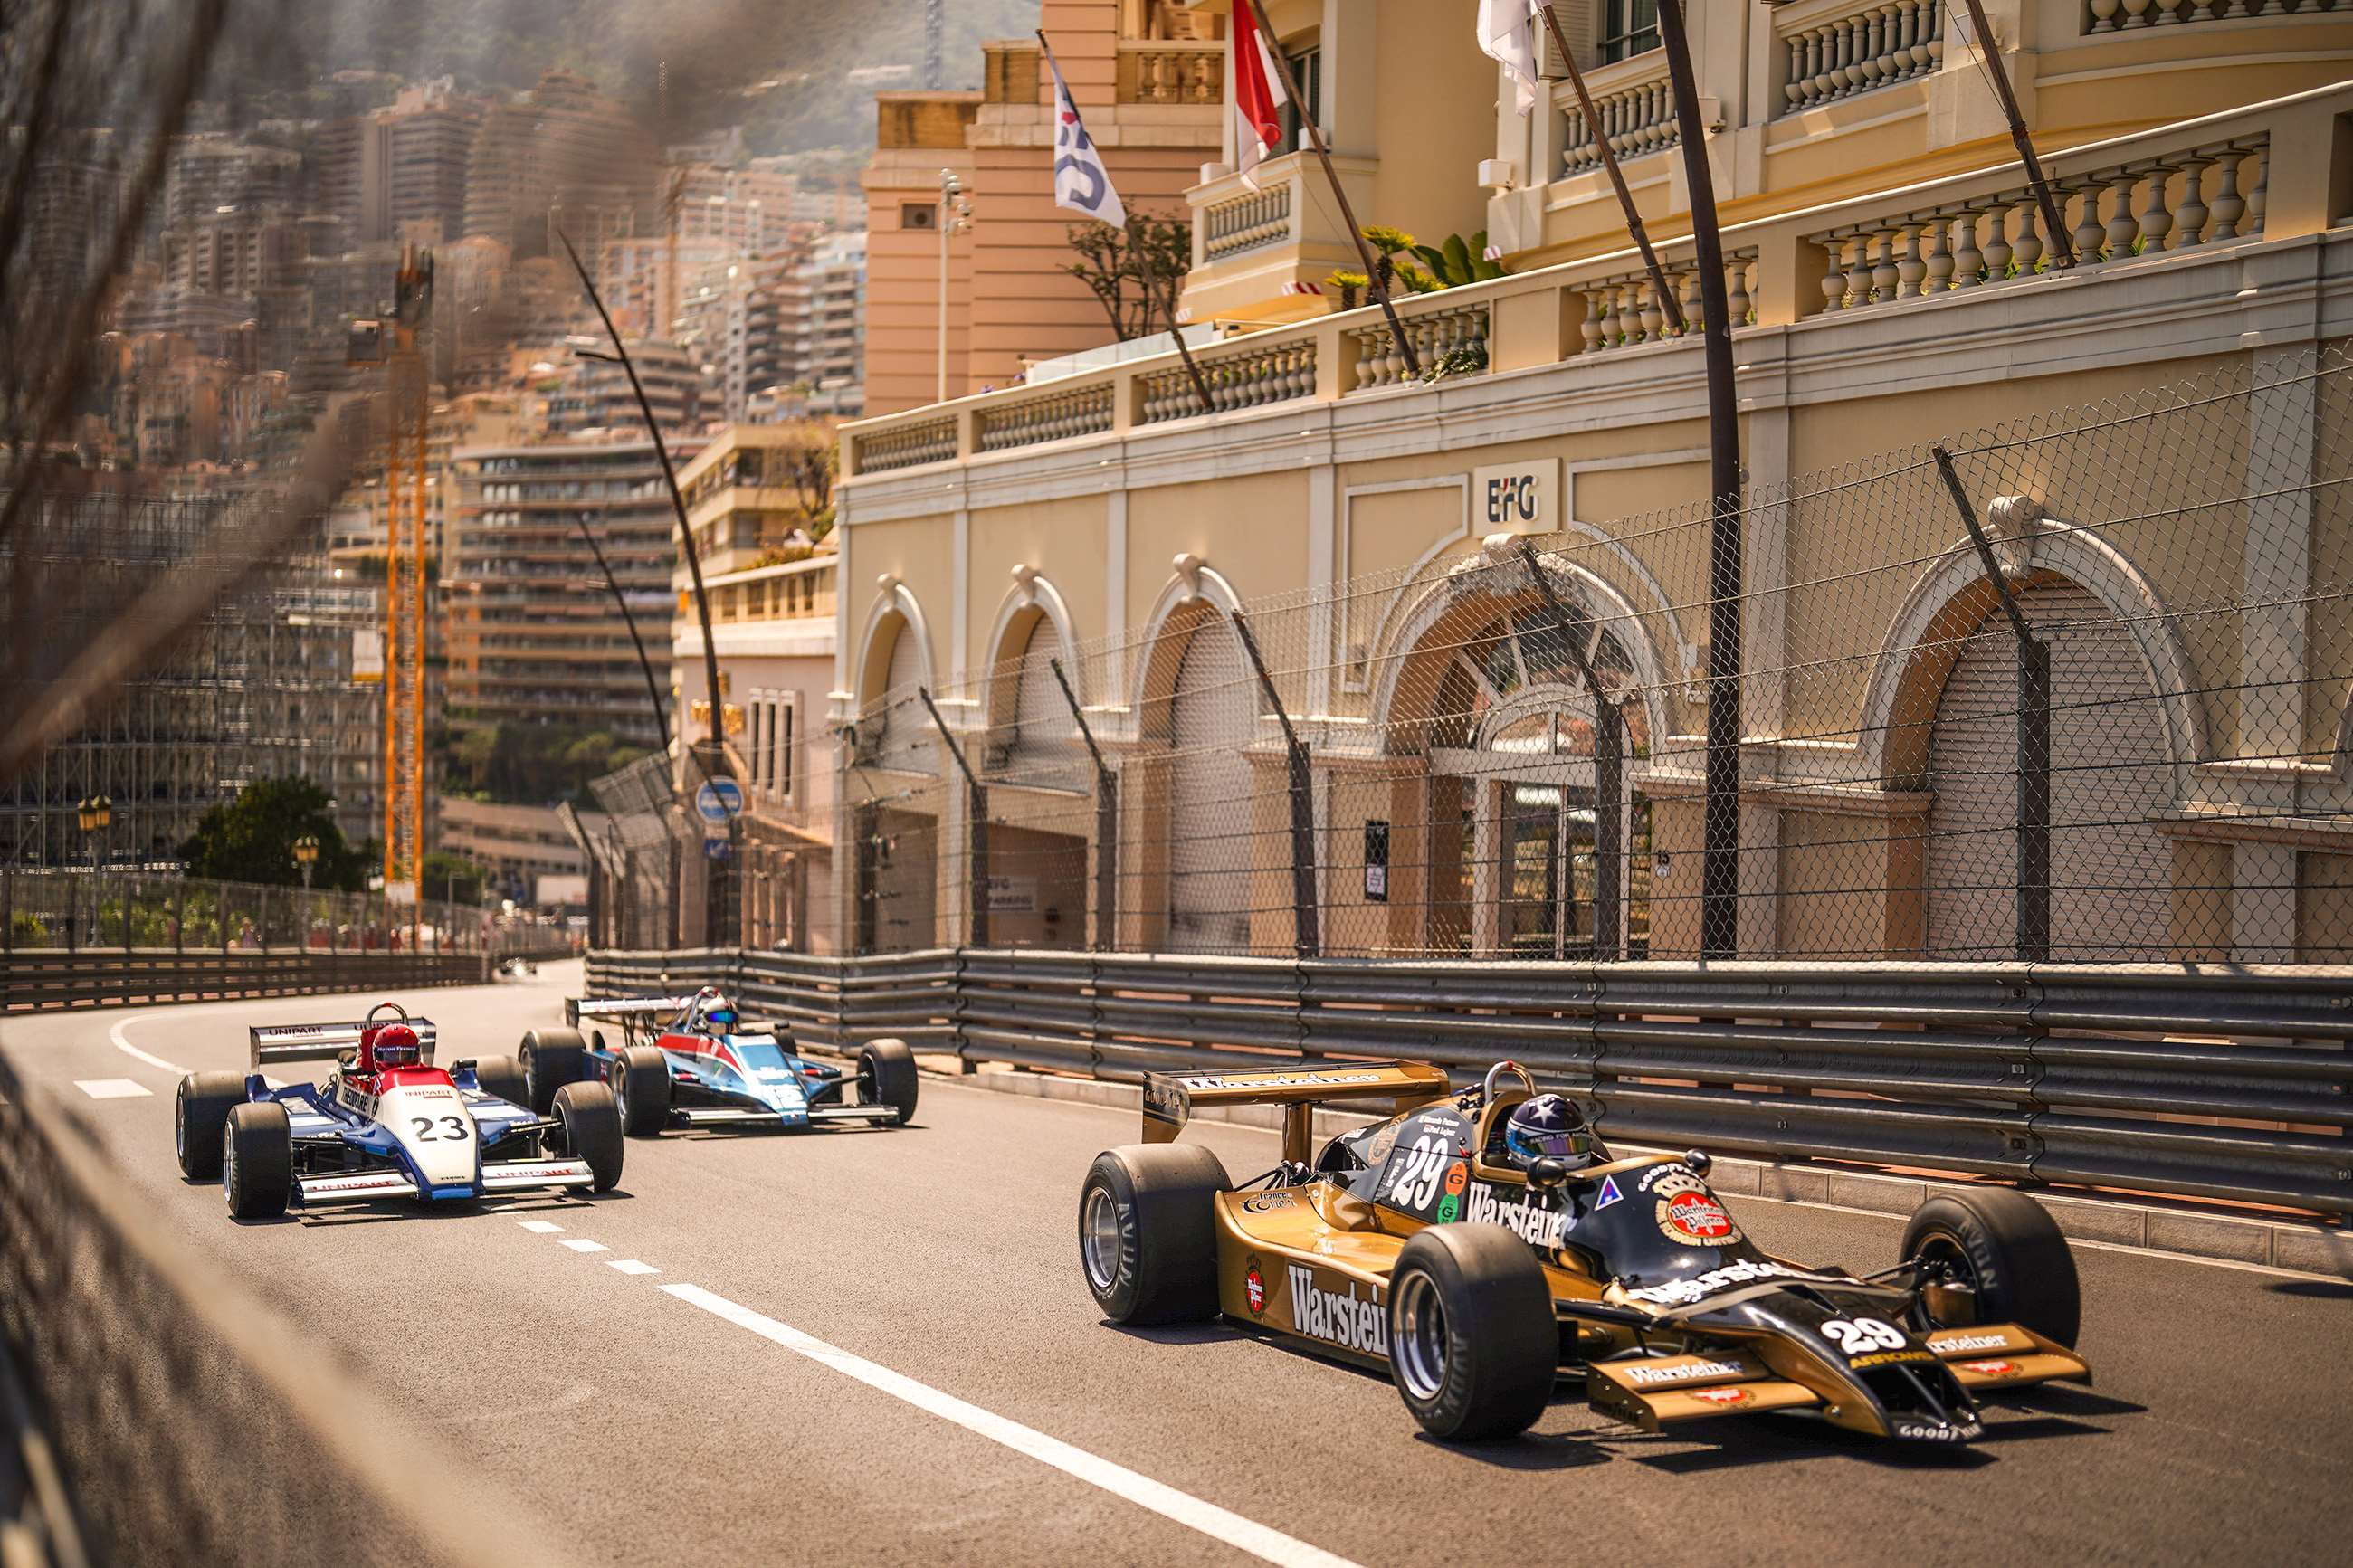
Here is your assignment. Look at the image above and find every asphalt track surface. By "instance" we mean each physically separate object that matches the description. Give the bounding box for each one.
[7,965,2350,1567]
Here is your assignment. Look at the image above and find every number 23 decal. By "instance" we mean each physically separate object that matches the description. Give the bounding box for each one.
[1820,1316,1906,1355]
[410,1115,470,1142]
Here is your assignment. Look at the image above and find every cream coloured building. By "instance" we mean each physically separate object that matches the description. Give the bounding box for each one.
[829,2,2353,963]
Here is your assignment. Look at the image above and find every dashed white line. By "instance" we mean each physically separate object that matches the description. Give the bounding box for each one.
[107,1014,186,1076]
[559,1238,608,1253]
[607,1259,660,1276]
[661,1282,1363,1568]
[74,1078,152,1099]
[517,1220,566,1234]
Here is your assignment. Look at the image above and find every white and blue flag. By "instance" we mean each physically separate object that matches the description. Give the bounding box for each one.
[1042,34,1125,228]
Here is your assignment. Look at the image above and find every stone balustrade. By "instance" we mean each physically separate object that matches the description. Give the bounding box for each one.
[855,415,958,474]
[1562,63,1680,176]
[1201,182,1293,261]
[1811,136,2268,312]
[2088,0,2345,29]
[1574,252,1761,353]
[1781,0,1944,115]
[1138,336,1319,423]
[1116,42,1223,105]
[1347,299,1493,391]
[976,382,1116,452]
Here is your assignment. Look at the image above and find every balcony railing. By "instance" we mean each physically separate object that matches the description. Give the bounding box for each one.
[856,415,957,473]
[1138,335,1318,423]
[1348,296,1491,391]
[1575,251,1759,353]
[1812,136,2267,312]
[2088,0,2346,28]
[1116,40,1223,105]
[976,382,1116,452]
[1561,56,1678,176]
[1201,181,1293,262]
[1779,0,1945,117]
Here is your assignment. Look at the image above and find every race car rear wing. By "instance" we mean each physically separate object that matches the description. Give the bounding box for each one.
[564,995,692,1027]
[1142,1060,1451,1165]
[249,1019,438,1073]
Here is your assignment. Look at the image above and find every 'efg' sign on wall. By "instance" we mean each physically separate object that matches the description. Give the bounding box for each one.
[1472,459,1558,535]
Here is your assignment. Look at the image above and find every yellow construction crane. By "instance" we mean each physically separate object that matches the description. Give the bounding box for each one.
[348,245,434,898]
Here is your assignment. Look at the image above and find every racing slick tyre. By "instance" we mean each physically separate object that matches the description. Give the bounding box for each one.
[472,1054,529,1111]
[176,1070,245,1180]
[1387,1224,1556,1441]
[519,1028,589,1116]
[1902,1189,2082,1346]
[857,1038,919,1126]
[553,1081,624,1193]
[223,1100,292,1220]
[612,1046,672,1137]
[1079,1144,1229,1326]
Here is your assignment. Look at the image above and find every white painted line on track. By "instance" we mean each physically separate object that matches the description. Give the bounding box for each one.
[559,1239,607,1253]
[107,1014,186,1076]
[517,1220,566,1234]
[606,1259,659,1276]
[74,1078,152,1099]
[661,1282,1365,1568]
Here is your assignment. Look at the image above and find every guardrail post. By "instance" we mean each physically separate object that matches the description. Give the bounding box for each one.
[1233,609,1319,958]
[1048,657,1119,953]
[1932,446,2051,961]
[3,870,12,954]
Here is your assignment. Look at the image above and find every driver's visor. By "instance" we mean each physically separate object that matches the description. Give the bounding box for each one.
[1510,1127,1593,1161]
[706,1010,738,1029]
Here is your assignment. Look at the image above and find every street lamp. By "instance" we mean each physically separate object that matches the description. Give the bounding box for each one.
[75,795,111,871]
[292,834,320,890]
[937,167,971,404]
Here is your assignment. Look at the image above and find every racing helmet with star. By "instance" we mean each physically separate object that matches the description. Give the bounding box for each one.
[1503,1092,1598,1170]
[368,1022,423,1072]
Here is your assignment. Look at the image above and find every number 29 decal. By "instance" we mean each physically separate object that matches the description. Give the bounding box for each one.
[1820,1316,1906,1356]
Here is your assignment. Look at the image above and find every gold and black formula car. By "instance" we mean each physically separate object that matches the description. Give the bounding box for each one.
[1079,1060,2089,1443]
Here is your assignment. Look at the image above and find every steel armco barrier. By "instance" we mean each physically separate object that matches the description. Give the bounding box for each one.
[586,947,2353,1218]
[1,949,493,1014]
[0,1050,536,1567]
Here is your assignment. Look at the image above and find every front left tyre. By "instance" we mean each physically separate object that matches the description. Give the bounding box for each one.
[176,1071,245,1180]
[224,1100,292,1220]
[1902,1189,2082,1345]
[553,1081,624,1193]
[857,1038,919,1126]
[1386,1224,1556,1441]
[519,1028,589,1115]
[1079,1143,1230,1326]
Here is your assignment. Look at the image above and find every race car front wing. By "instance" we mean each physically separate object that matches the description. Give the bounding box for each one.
[293,1156,596,1206]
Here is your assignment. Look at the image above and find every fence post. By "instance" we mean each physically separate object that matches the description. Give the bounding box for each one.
[1048,657,1119,953]
[1519,541,1624,961]
[918,686,990,949]
[1232,610,1319,958]
[3,870,12,953]
[67,874,77,955]
[1931,446,2051,961]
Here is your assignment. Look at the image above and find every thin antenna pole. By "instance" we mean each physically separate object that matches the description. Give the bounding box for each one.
[1953,0,2076,269]
[1534,2,1682,330]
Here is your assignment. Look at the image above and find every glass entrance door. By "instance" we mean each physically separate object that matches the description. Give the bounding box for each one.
[1500,784,1598,957]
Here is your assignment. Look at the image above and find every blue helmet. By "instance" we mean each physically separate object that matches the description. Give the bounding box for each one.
[1505,1093,1594,1169]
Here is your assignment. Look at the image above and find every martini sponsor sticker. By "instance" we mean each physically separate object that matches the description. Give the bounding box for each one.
[1688,1385,1750,1407]
[1657,1188,1740,1247]
[1962,1358,2017,1376]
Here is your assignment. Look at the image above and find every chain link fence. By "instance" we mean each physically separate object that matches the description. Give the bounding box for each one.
[0,869,568,958]
[834,346,2353,965]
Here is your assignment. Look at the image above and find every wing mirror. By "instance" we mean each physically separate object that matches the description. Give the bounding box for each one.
[1527,1156,1576,1193]
[1683,1149,1712,1177]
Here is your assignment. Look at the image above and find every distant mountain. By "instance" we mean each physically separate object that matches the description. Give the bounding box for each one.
[213,0,1041,155]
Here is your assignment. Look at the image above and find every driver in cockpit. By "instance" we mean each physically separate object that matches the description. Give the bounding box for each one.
[1502,1092,1604,1173]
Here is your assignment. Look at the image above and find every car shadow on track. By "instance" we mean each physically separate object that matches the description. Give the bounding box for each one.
[2267,1278,2353,1300]
[185,1177,635,1225]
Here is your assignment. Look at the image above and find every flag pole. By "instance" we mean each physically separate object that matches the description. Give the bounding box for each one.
[1533,2,1682,330]
[1035,29,1215,416]
[1239,0,1419,378]
[1952,0,2075,269]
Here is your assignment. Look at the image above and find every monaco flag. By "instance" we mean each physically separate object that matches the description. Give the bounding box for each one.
[1043,38,1125,228]
[1233,1,1289,189]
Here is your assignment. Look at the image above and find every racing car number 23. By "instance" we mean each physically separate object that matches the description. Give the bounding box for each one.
[411,1116,470,1141]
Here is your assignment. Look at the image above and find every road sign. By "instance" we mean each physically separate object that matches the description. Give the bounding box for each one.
[703,838,731,861]
[695,779,744,825]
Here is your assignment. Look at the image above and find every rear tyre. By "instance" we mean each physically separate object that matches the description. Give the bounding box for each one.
[1079,1143,1229,1326]
[612,1046,672,1137]
[857,1038,919,1126]
[223,1101,292,1220]
[1387,1224,1556,1441]
[1902,1190,2081,1346]
[554,1081,624,1193]
[176,1070,245,1180]
[519,1028,588,1115]
[472,1055,529,1111]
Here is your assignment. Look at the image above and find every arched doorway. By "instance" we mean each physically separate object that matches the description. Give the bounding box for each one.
[1925,581,2174,958]
[1167,616,1253,952]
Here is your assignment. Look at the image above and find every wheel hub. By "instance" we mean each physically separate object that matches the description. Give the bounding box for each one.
[1392,1270,1449,1402]
[1081,1185,1121,1291]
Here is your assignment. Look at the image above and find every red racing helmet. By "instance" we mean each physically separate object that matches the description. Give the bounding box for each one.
[369,1022,423,1071]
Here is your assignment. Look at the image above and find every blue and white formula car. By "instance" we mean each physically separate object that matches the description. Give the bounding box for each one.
[538,986,919,1137]
[174,1001,624,1218]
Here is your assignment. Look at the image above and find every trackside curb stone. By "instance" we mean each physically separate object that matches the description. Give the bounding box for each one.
[923,1062,2353,1281]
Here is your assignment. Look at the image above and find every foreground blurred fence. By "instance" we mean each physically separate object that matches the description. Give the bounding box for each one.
[0,1050,530,1565]
[590,946,2353,1220]
[817,347,2353,966]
